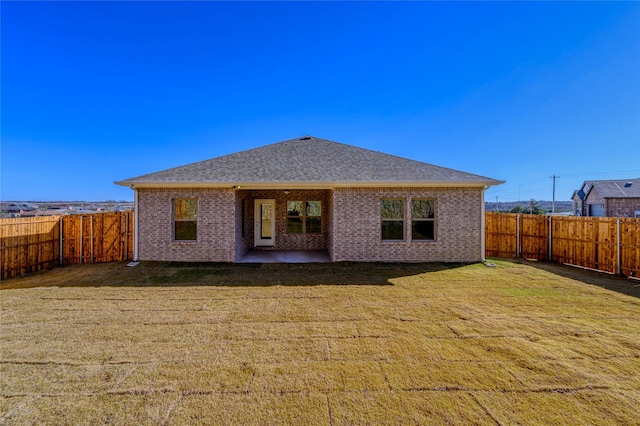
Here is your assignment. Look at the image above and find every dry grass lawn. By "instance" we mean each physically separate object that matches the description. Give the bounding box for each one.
[1,259,639,425]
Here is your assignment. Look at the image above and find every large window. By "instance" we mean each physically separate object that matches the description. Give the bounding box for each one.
[173,199,197,241]
[381,198,436,241]
[287,201,322,234]
[411,199,435,240]
[381,199,404,240]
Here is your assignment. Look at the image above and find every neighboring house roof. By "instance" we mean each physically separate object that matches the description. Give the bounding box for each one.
[116,136,504,189]
[579,178,640,200]
[0,203,37,212]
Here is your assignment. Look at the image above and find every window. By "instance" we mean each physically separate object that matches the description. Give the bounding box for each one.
[287,201,322,233]
[381,199,404,240]
[412,199,435,240]
[381,198,437,242]
[173,199,197,241]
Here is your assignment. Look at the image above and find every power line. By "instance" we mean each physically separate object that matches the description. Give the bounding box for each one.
[487,169,640,200]
[559,169,640,178]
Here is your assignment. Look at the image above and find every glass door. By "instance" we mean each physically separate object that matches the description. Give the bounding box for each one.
[254,199,275,246]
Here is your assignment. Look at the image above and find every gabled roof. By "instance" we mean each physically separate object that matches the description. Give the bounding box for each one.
[116,136,504,189]
[583,178,640,199]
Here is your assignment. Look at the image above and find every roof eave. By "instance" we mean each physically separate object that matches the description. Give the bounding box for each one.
[115,180,505,190]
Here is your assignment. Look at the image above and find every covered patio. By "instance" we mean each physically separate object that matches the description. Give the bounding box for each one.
[235,188,331,260]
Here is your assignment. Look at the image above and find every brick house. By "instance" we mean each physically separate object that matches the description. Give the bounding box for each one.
[116,136,503,262]
[571,179,640,217]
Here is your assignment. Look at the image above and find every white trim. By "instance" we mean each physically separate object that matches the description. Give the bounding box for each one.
[254,199,276,247]
[117,180,504,190]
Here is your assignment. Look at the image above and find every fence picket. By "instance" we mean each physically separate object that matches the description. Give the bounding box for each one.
[1,211,134,280]
[2,211,638,280]
[486,212,639,278]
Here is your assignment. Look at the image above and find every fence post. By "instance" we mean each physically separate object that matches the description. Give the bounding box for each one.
[125,211,129,260]
[90,215,94,263]
[80,215,83,264]
[59,216,64,267]
[617,218,621,275]
[548,215,553,261]
[516,214,521,258]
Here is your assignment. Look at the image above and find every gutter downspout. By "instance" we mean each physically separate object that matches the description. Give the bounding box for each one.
[133,187,139,261]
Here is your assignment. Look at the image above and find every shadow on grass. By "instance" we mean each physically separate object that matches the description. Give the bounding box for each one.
[139,261,472,287]
[494,258,640,299]
[0,261,473,289]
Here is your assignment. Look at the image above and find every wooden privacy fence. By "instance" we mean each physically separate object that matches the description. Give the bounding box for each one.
[2,210,638,280]
[486,212,640,277]
[0,211,134,280]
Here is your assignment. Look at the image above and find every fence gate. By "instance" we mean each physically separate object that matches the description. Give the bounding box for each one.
[1,211,134,280]
[485,212,639,278]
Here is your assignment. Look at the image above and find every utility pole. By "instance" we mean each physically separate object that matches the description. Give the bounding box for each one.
[518,185,521,205]
[551,175,560,214]
[495,196,499,212]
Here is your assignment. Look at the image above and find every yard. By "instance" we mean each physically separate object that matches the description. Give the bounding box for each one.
[1,260,639,425]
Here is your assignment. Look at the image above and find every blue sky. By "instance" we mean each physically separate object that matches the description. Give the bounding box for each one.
[2,1,639,202]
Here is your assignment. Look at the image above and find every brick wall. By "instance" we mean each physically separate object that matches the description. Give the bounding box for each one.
[137,186,484,263]
[137,188,236,262]
[585,189,605,216]
[242,189,330,251]
[327,190,334,260]
[571,193,582,216]
[607,198,640,218]
[235,192,251,260]
[330,187,483,262]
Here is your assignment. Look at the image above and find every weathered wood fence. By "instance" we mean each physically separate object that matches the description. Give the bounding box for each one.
[486,212,640,278]
[2,211,639,280]
[1,211,134,280]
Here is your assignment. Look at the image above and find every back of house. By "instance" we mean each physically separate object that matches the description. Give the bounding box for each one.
[116,136,504,263]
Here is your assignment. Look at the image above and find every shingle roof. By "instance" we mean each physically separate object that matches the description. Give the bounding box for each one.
[116,136,504,188]
[586,179,640,199]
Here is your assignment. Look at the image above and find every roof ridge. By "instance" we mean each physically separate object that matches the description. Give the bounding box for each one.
[588,178,640,183]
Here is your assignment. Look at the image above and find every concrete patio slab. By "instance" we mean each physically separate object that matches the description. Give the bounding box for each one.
[238,250,331,263]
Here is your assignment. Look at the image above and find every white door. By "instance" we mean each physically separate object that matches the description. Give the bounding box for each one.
[254,199,275,246]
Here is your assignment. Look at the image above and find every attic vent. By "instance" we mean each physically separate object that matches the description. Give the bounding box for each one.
[299,136,311,140]
[624,182,633,188]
